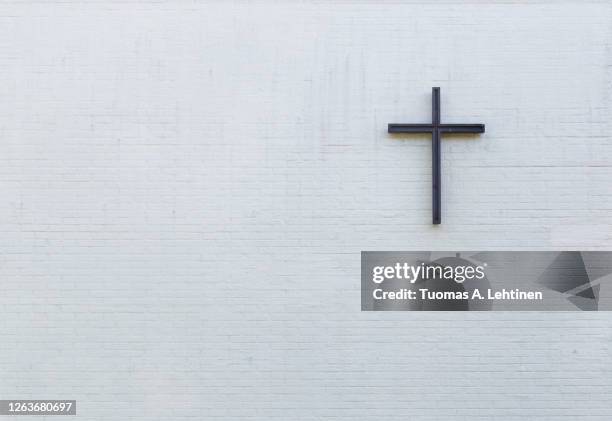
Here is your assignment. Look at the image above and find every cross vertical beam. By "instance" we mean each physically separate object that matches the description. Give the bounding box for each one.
[388,87,485,224]
[431,88,441,224]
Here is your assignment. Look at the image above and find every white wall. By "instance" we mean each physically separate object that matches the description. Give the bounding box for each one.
[1,1,611,420]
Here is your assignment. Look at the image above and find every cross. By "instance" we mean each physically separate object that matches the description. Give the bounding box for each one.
[388,87,485,224]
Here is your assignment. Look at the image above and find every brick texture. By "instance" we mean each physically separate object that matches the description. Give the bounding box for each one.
[0,1,611,420]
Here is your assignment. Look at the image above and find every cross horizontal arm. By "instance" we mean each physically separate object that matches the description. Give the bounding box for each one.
[388,124,434,134]
[438,124,485,134]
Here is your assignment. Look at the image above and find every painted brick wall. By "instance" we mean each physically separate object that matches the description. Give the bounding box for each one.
[1,1,611,420]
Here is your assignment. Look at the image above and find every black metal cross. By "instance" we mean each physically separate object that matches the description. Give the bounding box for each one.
[388,87,485,224]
